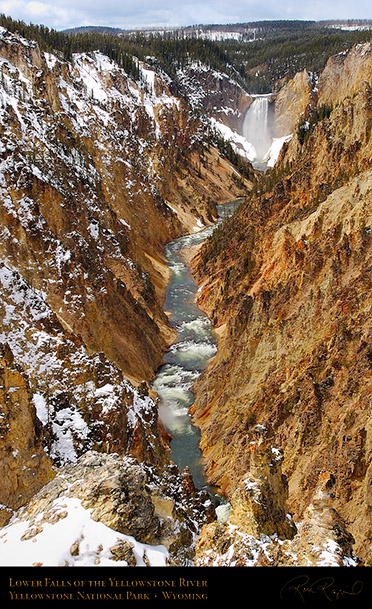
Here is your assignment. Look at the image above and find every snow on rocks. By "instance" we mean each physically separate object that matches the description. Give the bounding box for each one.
[0,453,170,567]
[195,464,359,567]
[264,134,293,167]
[0,451,215,566]
[0,258,166,468]
[0,495,168,567]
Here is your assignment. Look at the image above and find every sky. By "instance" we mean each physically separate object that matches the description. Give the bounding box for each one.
[0,0,371,31]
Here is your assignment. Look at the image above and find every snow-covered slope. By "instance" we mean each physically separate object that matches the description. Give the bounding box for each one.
[0,26,247,537]
[0,495,168,567]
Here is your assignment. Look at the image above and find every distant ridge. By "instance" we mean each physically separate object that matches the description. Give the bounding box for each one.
[62,19,372,37]
[62,25,125,35]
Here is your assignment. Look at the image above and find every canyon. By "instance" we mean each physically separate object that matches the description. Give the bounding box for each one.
[1,19,372,572]
[0,23,248,567]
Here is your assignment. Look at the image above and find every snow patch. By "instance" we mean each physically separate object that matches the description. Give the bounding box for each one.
[0,496,168,567]
[209,117,256,162]
[264,135,293,167]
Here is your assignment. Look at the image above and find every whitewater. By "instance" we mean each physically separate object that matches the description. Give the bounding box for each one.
[152,201,240,496]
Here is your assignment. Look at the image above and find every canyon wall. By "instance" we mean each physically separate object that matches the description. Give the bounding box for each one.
[0,27,248,524]
[176,63,252,133]
[273,68,317,137]
[191,41,372,564]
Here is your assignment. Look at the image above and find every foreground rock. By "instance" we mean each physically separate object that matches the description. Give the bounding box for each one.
[0,451,215,567]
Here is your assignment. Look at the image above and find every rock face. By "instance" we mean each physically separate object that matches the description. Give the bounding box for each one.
[195,429,357,567]
[0,347,52,526]
[273,69,317,137]
[318,41,372,107]
[0,451,215,566]
[191,41,372,564]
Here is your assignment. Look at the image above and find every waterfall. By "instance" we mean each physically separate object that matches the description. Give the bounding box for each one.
[242,95,272,169]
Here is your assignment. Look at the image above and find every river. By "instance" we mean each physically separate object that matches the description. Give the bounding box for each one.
[152,200,241,503]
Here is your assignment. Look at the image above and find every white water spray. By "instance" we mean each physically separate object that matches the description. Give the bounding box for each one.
[152,200,240,497]
[242,95,273,169]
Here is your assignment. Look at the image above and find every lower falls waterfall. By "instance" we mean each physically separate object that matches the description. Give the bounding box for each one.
[242,94,274,170]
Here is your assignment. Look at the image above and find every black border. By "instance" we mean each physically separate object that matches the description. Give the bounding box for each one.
[1,565,370,604]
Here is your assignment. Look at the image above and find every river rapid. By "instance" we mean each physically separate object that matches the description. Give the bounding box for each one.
[152,200,241,502]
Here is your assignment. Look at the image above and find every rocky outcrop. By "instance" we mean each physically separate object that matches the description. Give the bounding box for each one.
[195,430,357,567]
[0,451,215,566]
[279,472,357,566]
[227,425,296,540]
[191,42,372,564]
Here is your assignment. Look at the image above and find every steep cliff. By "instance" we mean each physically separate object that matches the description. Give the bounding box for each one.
[191,41,372,564]
[176,62,252,133]
[273,68,317,137]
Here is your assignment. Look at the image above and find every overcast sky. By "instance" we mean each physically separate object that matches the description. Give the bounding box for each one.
[0,0,371,31]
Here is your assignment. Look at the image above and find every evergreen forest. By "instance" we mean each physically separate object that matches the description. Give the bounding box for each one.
[2,14,372,94]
